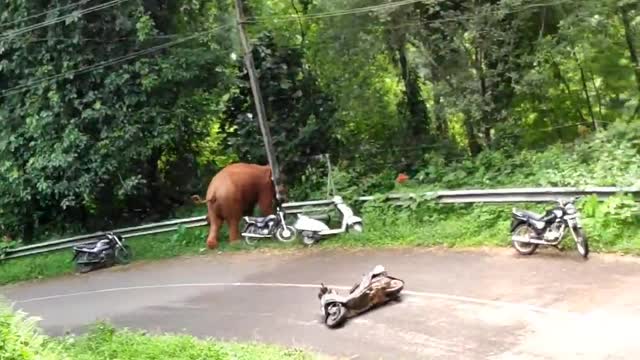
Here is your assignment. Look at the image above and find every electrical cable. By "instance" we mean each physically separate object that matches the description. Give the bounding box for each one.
[0,24,232,98]
[0,0,90,28]
[246,0,575,23]
[1,0,130,40]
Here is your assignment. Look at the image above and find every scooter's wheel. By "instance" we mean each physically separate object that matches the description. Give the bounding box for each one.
[324,302,347,329]
[301,231,318,246]
[275,225,297,243]
[350,223,364,233]
[384,279,405,299]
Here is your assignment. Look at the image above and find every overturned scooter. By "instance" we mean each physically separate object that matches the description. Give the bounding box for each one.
[318,265,404,329]
[294,195,363,245]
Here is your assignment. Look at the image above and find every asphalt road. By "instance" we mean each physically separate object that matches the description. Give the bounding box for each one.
[3,247,640,360]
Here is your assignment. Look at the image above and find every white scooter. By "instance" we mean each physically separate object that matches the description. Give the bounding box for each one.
[294,195,363,245]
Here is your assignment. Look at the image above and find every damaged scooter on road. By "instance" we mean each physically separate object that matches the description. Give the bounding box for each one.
[317,265,404,328]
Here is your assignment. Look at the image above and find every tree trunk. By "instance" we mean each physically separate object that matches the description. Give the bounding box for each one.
[575,56,597,131]
[620,8,640,118]
[433,91,448,138]
[550,58,587,123]
[397,42,430,142]
[474,45,493,147]
[464,115,482,156]
[146,148,163,212]
[590,71,604,123]
[22,199,37,244]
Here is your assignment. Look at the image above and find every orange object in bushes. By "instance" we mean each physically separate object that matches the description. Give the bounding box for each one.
[396,173,409,184]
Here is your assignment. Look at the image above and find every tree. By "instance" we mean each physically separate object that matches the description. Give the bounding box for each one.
[0,0,233,241]
[220,31,337,180]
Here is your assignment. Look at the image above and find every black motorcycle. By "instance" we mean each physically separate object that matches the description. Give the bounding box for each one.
[241,204,297,245]
[510,197,589,258]
[72,232,132,273]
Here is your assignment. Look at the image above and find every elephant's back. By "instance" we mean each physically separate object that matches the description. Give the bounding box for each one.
[208,163,270,199]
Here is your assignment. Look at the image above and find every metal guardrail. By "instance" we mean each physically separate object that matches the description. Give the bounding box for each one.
[0,205,334,261]
[1,186,637,261]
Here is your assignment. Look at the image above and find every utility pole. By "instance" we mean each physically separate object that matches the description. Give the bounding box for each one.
[233,0,283,201]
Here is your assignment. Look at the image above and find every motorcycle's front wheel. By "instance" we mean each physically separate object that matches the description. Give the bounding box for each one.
[511,224,539,256]
[275,225,297,243]
[324,302,347,329]
[115,244,132,264]
[570,225,589,259]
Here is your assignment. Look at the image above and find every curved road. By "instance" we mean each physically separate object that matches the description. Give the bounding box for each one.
[3,247,640,359]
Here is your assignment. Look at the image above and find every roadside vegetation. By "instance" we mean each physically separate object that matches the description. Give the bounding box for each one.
[0,302,321,360]
[2,123,640,286]
[2,1,640,284]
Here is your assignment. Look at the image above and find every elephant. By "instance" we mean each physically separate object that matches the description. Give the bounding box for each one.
[191,163,286,249]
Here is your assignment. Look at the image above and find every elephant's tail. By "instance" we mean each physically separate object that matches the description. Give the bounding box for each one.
[191,195,210,204]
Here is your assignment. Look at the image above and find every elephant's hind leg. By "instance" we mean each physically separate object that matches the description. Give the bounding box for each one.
[206,202,222,249]
[227,215,242,244]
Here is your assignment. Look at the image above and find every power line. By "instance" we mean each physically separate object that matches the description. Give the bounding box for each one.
[22,33,185,44]
[246,0,574,23]
[0,0,90,28]
[248,0,427,22]
[0,0,130,40]
[246,0,576,49]
[0,25,232,98]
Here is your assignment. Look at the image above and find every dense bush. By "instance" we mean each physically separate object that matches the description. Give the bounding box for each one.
[0,302,67,360]
[289,122,640,253]
[0,303,318,360]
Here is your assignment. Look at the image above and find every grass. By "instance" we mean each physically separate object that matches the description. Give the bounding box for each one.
[2,199,640,287]
[59,323,322,360]
[0,302,324,360]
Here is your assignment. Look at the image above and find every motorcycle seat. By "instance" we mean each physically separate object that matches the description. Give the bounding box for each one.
[513,209,544,221]
[74,244,96,250]
[74,245,108,253]
[245,215,276,226]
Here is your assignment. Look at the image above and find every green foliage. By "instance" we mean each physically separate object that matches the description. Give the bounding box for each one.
[1,0,640,255]
[220,31,337,179]
[59,323,318,360]
[0,302,68,360]
[0,0,234,242]
[0,303,319,360]
[579,193,640,251]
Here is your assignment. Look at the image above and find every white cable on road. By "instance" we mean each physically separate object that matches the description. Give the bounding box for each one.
[12,282,581,318]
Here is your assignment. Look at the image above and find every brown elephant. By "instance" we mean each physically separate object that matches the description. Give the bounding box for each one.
[191,162,286,249]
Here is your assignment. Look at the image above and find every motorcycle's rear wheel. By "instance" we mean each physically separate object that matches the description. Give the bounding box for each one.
[324,302,347,329]
[511,224,539,256]
[244,236,259,246]
[75,253,94,274]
